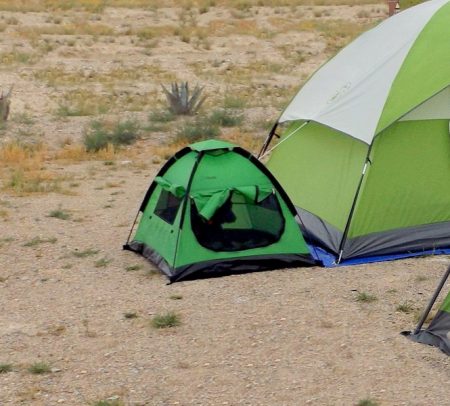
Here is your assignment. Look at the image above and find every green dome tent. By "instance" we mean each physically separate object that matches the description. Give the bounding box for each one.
[261,0,450,264]
[124,140,313,282]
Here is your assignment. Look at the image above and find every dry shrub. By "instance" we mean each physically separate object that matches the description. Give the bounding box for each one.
[56,143,116,162]
[0,142,48,172]
[221,129,261,154]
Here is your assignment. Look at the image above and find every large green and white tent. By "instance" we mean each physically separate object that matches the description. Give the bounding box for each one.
[262,0,450,263]
[124,140,312,282]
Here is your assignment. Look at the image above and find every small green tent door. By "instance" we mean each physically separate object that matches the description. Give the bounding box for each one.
[124,140,313,282]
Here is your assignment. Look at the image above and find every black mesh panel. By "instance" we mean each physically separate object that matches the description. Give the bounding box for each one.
[191,192,285,251]
[154,189,182,225]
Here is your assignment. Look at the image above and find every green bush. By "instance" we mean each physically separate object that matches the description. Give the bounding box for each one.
[111,120,140,146]
[28,362,51,374]
[83,119,140,152]
[151,312,181,329]
[209,109,243,127]
[149,109,175,123]
[177,117,219,142]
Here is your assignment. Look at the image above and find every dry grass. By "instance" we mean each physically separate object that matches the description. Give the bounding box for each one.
[0,0,383,12]
[16,22,114,39]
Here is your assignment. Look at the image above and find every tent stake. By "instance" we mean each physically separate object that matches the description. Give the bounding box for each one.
[413,265,450,335]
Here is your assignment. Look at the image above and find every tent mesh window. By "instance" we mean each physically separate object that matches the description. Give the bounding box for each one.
[191,192,285,251]
[154,189,182,225]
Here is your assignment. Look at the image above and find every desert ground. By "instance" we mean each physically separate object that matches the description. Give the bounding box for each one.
[0,1,449,405]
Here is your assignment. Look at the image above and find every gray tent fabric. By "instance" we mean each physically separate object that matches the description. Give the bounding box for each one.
[407,309,450,355]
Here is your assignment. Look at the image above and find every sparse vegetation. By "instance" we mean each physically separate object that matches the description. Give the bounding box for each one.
[28,362,51,375]
[357,399,379,406]
[0,363,13,373]
[48,208,71,220]
[170,294,183,300]
[72,248,99,258]
[151,312,181,329]
[94,257,112,268]
[396,301,414,314]
[125,264,143,272]
[355,292,377,303]
[149,109,176,123]
[209,109,243,127]
[83,119,141,152]
[177,116,220,142]
[92,399,124,406]
[23,236,57,247]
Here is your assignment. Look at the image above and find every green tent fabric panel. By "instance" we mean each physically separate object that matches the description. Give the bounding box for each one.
[376,2,450,133]
[191,150,270,193]
[349,120,450,237]
[133,186,181,266]
[161,150,198,188]
[173,195,309,269]
[132,151,199,265]
[266,121,368,231]
[155,176,186,198]
[192,185,273,220]
[441,291,450,314]
[190,139,234,152]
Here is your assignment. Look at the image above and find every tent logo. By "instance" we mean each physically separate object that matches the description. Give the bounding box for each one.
[327,81,352,104]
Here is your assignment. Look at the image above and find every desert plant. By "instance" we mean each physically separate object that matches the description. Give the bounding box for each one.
[83,121,110,152]
[357,399,379,406]
[0,86,12,121]
[0,363,13,373]
[28,362,51,374]
[151,311,181,329]
[396,301,414,314]
[162,82,206,115]
[48,208,70,220]
[356,292,377,303]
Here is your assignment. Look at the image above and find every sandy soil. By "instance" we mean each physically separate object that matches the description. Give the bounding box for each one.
[0,2,449,406]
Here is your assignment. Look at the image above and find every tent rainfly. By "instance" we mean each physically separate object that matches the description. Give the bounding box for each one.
[124,140,313,282]
[260,0,450,264]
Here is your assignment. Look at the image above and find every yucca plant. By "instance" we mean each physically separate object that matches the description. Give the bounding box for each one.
[161,82,206,115]
[0,86,12,122]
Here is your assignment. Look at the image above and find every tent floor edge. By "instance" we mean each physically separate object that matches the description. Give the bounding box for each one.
[127,241,176,280]
[171,253,315,283]
[401,329,450,356]
[126,240,315,283]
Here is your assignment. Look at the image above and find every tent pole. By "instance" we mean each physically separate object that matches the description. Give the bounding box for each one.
[171,151,204,268]
[413,265,450,335]
[258,122,278,159]
[336,143,373,264]
[124,208,141,248]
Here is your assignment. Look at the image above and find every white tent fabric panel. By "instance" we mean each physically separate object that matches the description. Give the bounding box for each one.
[400,87,450,121]
[278,0,449,145]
